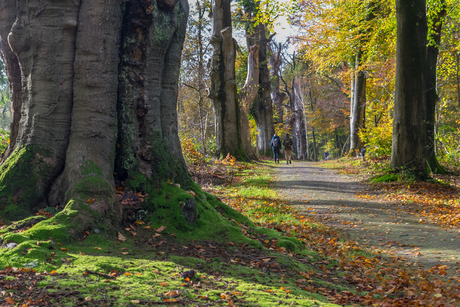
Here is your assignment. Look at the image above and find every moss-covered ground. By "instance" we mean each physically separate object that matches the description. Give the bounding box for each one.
[0,160,377,306]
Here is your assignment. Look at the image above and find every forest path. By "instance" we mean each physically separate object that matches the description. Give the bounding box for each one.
[274,161,460,276]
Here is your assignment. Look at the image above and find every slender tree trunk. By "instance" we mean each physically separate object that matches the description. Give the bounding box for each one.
[391,0,428,178]
[349,61,355,155]
[312,127,317,161]
[457,53,460,109]
[302,82,310,160]
[425,0,446,174]
[350,52,366,154]
[208,0,246,160]
[197,2,206,154]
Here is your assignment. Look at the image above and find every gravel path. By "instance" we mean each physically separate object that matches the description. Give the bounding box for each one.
[275,161,460,275]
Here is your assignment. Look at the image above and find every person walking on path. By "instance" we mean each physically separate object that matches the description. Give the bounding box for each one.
[283,133,293,164]
[324,150,330,160]
[270,134,282,164]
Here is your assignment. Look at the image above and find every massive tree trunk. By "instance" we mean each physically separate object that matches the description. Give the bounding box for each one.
[0,0,21,160]
[208,0,246,160]
[425,0,446,174]
[253,24,275,156]
[245,21,274,156]
[350,52,366,154]
[239,44,259,159]
[0,0,190,232]
[391,0,428,178]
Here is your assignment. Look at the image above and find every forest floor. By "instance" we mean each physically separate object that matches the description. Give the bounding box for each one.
[1,158,460,306]
[276,160,460,277]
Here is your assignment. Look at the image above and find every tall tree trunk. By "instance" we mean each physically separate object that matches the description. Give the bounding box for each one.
[269,43,285,124]
[349,61,355,155]
[1,0,79,214]
[457,53,460,109]
[350,52,366,154]
[208,0,246,160]
[311,127,317,161]
[425,0,446,174]
[197,1,207,155]
[293,79,306,160]
[239,44,259,159]
[246,23,275,156]
[0,0,190,234]
[391,0,428,178]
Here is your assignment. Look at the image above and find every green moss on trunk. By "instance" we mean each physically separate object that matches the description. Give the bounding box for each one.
[0,145,59,220]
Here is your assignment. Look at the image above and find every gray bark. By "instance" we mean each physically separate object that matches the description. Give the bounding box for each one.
[0,0,21,159]
[391,0,427,177]
[0,0,79,213]
[350,52,366,154]
[269,43,285,124]
[249,24,274,156]
[0,0,190,227]
[293,79,306,160]
[425,0,445,174]
[208,0,246,160]
[239,44,259,159]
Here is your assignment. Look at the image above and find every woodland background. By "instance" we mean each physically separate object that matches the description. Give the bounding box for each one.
[175,0,460,173]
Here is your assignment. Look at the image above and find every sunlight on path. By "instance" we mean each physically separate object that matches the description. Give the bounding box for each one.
[275,161,460,276]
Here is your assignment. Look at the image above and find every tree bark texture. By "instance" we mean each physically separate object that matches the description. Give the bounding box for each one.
[425,0,445,174]
[350,52,366,154]
[269,43,285,125]
[0,0,190,227]
[293,79,306,160]
[208,0,246,160]
[349,62,355,153]
[248,24,274,156]
[391,0,427,177]
[239,44,259,160]
[0,0,21,159]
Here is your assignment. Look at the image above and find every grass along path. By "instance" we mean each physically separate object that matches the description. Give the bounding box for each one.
[210,161,460,306]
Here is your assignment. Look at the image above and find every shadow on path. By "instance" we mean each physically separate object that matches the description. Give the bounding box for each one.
[275,161,460,275]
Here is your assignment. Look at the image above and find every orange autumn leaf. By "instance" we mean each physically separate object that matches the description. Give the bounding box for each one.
[124,272,132,276]
[86,198,94,203]
[159,282,168,286]
[4,297,15,305]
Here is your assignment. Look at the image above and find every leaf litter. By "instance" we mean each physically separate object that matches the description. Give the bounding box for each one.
[1,158,459,306]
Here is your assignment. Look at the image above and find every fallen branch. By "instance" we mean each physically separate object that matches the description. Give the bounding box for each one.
[84,269,116,279]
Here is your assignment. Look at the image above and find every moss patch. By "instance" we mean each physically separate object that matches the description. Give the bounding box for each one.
[0,145,58,220]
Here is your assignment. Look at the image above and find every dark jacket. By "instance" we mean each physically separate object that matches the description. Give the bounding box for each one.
[283,137,293,150]
[270,135,282,149]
